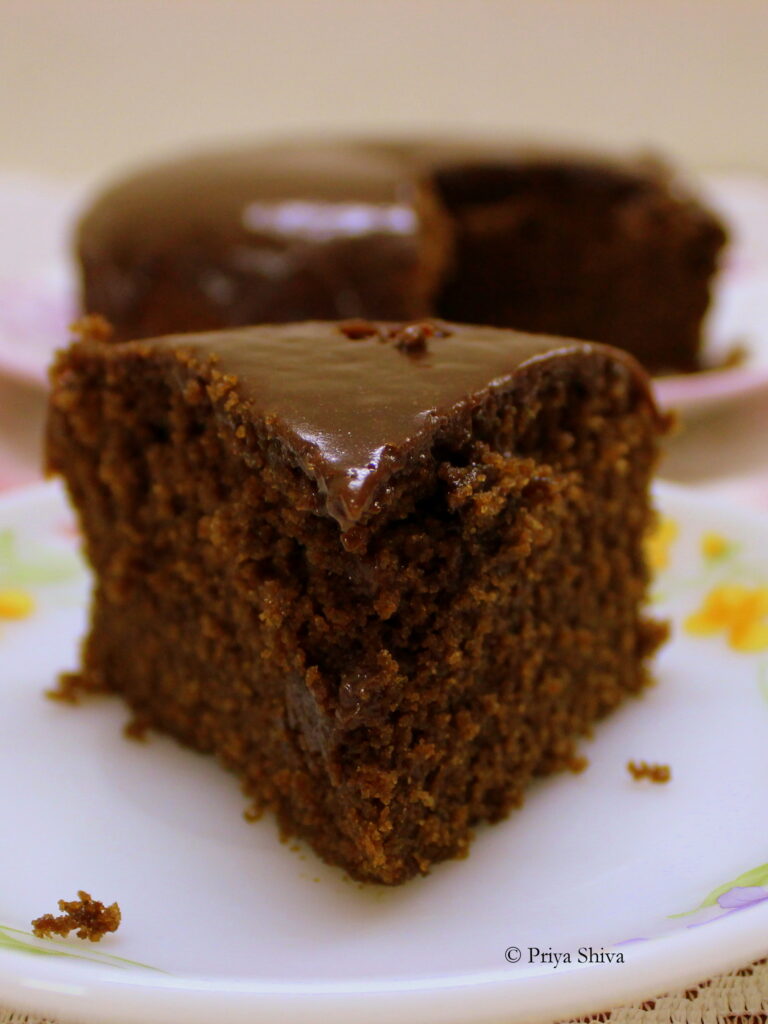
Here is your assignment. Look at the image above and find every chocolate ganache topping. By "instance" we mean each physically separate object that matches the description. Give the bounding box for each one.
[119,320,657,531]
[79,137,678,254]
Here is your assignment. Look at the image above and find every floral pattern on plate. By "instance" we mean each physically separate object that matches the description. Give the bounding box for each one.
[639,514,768,939]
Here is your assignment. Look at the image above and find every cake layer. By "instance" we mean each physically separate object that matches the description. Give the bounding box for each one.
[111,320,642,529]
[76,137,727,373]
[47,319,667,883]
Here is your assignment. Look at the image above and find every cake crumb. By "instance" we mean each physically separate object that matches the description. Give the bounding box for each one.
[627,760,671,783]
[45,671,88,704]
[69,314,114,345]
[389,321,450,355]
[717,341,748,370]
[338,319,379,340]
[567,754,589,774]
[46,670,107,704]
[123,715,150,742]
[32,891,121,942]
[392,323,431,354]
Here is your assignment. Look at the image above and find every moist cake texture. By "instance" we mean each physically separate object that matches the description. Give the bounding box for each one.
[76,138,727,373]
[47,318,667,884]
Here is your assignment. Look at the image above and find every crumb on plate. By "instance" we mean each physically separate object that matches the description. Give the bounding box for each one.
[627,760,671,784]
[45,671,105,704]
[31,891,121,942]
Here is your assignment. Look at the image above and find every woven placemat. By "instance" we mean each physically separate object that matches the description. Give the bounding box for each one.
[563,957,768,1024]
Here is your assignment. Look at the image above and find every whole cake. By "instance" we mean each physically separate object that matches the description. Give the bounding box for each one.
[47,317,667,884]
[76,138,727,374]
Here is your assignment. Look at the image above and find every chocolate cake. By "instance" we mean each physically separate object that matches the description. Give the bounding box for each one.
[76,138,727,373]
[47,318,667,884]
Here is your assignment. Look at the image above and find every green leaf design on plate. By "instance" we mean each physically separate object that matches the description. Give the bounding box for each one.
[671,862,768,917]
[0,927,67,958]
[0,925,165,972]
[0,528,80,589]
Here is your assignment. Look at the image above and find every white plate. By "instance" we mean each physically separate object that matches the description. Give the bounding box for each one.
[0,479,767,1024]
[3,172,768,416]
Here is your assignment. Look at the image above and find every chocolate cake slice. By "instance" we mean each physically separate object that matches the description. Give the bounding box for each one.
[76,137,727,372]
[47,318,667,884]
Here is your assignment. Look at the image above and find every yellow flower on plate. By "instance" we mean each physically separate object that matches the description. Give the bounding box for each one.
[645,516,678,571]
[0,588,34,620]
[685,584,768,652]
[701,531,731,560]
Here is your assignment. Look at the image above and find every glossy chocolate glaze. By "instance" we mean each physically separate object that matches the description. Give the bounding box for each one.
[78,140,458,331]
[79,137,684,256]
[136,319,655,530]
[80,141,423,252]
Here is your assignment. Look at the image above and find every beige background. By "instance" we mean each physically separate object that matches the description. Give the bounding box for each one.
[1,0,768,184]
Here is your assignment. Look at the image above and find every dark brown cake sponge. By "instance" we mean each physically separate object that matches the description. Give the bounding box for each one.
[47,318,668,883]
